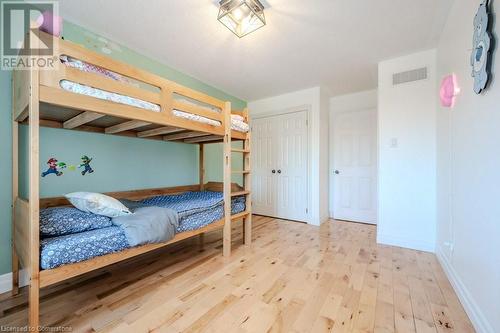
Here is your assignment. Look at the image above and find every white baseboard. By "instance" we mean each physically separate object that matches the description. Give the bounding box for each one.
[377,233,435,252]
[436,248,494,333]
[0,269,29,294]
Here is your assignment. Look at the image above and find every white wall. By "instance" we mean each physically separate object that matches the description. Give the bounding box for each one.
[329,90,378,216]
[436,0,500,331]
[319,87,330,223]
[248,87,330,225]
[377,50,437,252]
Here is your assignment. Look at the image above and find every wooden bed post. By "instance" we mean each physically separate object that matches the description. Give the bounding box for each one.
[199,144,205,191]
[223,101,232,257]
[198,143,205,249]
[11,94,19,296]
[243,108,252,245]
[28,39,41,330]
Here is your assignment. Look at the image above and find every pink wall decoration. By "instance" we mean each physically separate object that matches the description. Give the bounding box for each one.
[440,74,460,108]
[36,11,63,37]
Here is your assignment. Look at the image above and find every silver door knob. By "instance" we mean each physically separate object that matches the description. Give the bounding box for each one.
[334,170,340,174]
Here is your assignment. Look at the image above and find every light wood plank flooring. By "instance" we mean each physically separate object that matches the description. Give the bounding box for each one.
[0,216,474,332]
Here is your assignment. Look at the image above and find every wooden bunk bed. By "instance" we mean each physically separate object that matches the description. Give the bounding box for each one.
[11,30,252,329]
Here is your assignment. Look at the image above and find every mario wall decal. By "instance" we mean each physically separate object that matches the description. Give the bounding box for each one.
[41,158,63,177]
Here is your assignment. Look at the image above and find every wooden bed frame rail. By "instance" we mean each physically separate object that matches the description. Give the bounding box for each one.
[11,29,252,330]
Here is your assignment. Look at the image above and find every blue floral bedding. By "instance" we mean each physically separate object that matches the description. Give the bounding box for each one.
[141,191,226,218]
[40,206,112,237]
[40,192,246,270]
[178,196,245,232]
[40,226,128,269]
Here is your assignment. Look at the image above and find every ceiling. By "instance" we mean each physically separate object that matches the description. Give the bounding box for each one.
[59,0,454,101]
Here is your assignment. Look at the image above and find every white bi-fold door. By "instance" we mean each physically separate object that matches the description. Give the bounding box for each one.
[252,111,308,222]
[333,109,377,224]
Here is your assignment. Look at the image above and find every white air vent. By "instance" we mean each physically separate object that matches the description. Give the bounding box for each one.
[392,67,428,85]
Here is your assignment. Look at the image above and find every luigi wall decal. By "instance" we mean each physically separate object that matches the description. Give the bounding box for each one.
[79,155,94,176]
[471,0,494,94]
[41,155,95,178]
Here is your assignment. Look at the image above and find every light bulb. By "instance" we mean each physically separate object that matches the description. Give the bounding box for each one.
[233,8,243,21]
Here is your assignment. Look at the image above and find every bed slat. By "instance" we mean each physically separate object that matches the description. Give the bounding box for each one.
[163,131,208,141]
[105,120,151,134]
[184,135,223,143]
[63,111,104,129]
[137,126,184,138]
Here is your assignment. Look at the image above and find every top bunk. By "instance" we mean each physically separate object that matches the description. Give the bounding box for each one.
[12,30,249,144]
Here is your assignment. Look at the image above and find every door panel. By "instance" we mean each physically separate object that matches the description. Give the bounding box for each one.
[276,111,308,221]
[333,109,377,224]
[252,117,276,216]
[252,111,308,222]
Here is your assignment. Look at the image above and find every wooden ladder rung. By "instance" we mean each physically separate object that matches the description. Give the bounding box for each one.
[232,170,251,174]
[231,190,250,197]
[231,211,250,220]
[231,148,250,153]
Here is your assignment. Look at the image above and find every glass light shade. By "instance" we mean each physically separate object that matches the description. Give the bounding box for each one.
[218,0,266,38]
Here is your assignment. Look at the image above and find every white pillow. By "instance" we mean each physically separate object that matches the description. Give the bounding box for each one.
[65,192,131,218]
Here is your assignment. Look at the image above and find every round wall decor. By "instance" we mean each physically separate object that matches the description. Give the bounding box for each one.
[471,0,493,94]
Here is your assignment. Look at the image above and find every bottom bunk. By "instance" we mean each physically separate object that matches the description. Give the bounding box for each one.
[18,185,250,288]
[40,193,246,270]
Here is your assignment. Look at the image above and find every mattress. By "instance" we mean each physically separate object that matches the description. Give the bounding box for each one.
[40,194,246,270]
[60,56,249,132]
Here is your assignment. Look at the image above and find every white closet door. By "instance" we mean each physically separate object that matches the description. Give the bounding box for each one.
[252,111,308,222]
[333,109,377,224]
[252,116,277,216]
[275,111,308,222]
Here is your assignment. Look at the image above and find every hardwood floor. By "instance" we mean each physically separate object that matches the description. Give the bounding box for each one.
[0,216,474,332]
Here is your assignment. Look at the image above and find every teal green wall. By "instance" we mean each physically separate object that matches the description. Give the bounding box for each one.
[205,142,244,186]
[19,126,200,198]
[0,21,246,275]
[0,69,13,277]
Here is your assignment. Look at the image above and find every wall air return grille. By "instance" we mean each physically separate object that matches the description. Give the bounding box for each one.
[392,67,428,86]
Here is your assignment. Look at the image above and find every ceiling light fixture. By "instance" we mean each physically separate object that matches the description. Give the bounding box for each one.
[218,0,266,38]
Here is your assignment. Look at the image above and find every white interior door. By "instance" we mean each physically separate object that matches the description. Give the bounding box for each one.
[275,111,308,222]
[252,111,308,222]
[333,109,377,224]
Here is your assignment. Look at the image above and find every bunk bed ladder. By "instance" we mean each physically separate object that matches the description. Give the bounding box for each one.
[223,102,232,257]
[231,108,252,246]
